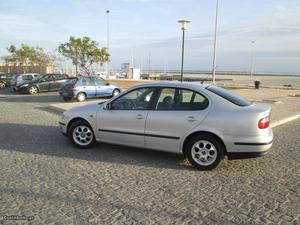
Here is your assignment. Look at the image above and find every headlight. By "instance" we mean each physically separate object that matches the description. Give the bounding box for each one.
[20,84,29,87]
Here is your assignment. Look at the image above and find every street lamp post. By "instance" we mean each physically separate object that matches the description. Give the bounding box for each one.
[106,10,110,79]
[178,19,190,82]
[250,40,255,82]
[212,0,219,84]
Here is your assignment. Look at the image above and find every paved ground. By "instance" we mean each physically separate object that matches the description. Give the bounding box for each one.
[0,90,299,224]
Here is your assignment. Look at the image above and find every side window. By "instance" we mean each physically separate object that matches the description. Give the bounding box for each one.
[94,77,107,85]
[82,77,93,86]
[23,75,32,80]
[156,88,175,110]
[111,88,155,110]
[156,88,208,110]
[44,75,52,81]
[191,93,209,110]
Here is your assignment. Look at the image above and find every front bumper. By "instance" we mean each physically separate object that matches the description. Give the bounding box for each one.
[59,121,68,136]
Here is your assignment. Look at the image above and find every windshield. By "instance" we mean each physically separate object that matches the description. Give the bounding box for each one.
[206,86,252,107]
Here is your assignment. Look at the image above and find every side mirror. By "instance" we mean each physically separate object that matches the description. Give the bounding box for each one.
[105,103,112,110]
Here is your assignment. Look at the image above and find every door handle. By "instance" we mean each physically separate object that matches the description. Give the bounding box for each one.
[187,116,197,122]
[136,114,144,119]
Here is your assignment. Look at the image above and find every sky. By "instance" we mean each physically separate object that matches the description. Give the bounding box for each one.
[0,0,300,74]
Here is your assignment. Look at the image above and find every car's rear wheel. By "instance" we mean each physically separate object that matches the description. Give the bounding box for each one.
[0,82,5,89]
[112,89,120,97]
[69,120,95,148]
[76,92,86,102]
[186,134,224,170]
[28,86,39,95]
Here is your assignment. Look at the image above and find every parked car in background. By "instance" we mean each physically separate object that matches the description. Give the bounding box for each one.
[12,73,40,89]
[0,73,14,88]
[59,82,273,170]
[59,76,121,102]
[17,73,69,94]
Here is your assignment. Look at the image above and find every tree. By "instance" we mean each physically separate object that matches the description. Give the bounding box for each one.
[58,36,109,75]
[2,44,54,72]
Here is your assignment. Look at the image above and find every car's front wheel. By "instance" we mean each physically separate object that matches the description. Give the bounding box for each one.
[0,82,5,89]
[69,120,95,148]
[186,134,224,170]
[28,86,39,95]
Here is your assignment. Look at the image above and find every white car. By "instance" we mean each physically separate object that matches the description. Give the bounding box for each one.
[59,82,273,170]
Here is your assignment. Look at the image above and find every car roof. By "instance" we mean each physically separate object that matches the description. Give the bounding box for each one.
[132,81,211,90]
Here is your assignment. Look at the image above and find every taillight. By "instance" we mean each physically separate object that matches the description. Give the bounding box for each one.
[258,116,270,129]
[71,87,77,93]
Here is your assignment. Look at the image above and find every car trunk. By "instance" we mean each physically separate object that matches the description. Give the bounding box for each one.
[237,102,272,136]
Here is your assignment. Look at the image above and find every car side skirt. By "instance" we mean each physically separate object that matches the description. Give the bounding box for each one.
[98,129,180,140]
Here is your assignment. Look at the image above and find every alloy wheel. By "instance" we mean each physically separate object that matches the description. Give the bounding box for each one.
[72,125,93,146]
[29,86,38,94]
[191,140,217,166]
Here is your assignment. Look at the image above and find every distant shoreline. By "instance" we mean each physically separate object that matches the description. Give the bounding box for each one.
[145,71,300,77]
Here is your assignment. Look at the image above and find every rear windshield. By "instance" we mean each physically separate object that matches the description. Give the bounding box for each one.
[65,78,77,84]
[206,86,252,107]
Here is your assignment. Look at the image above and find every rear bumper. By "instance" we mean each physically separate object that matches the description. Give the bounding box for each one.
[59,91,75,98]
[225,129,273,160]
[227,142,272,160]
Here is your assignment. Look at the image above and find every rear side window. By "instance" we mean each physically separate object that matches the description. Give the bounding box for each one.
[156,88,209,110]
[206,86,251,106]
[82,77,94,86]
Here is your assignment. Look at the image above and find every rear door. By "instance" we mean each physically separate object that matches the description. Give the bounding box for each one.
[81,77,96,98]
[49,75,67,91]
[145,88,210,153]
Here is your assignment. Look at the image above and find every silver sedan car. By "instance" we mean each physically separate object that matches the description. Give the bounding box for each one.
[59,82,273,170]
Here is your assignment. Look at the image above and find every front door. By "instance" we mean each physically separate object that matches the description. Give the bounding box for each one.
[94,77,111,97]
[97,87,156,147]
[145,88,210,153]
[38,75,52,91]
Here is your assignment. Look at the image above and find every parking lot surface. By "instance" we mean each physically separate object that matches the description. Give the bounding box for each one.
[0,91,299,224]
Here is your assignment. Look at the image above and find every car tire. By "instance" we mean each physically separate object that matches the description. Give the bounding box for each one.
[28,86,39,95]
[0,82,5,89]
[76,92,86,102]
[63,97,72,102]
[112,89,120,97]
[186,134,224,170]
[68,120,95,149]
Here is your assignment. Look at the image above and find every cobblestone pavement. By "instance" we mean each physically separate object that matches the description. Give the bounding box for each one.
[0,91,299,225]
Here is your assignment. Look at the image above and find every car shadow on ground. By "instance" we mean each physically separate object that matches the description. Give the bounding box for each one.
[0,90,109,104]
[0,123,194,171]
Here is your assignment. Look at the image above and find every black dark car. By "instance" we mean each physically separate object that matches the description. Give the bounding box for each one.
[0,73,14,89]
[17,74,70,94]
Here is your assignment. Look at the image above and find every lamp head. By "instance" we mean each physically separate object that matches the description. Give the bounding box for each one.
[178,19,190,30]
